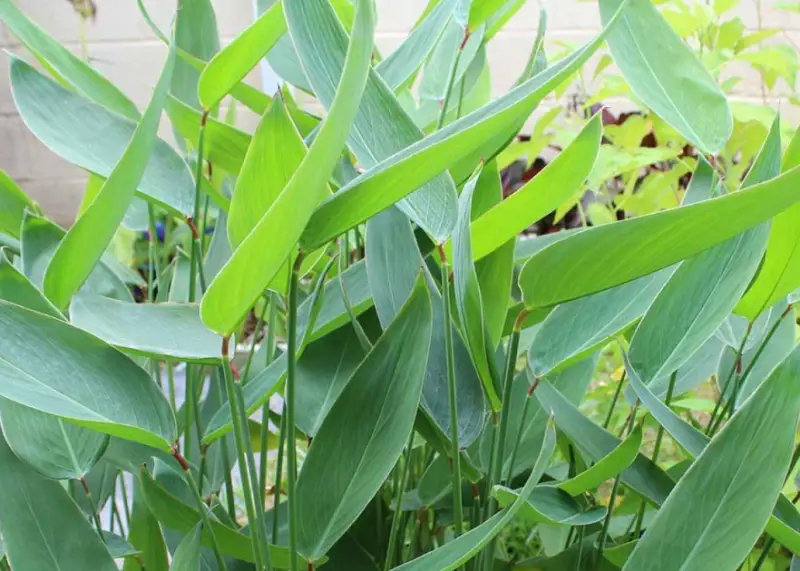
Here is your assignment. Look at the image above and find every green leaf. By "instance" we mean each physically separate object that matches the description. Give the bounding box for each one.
[297,275,433,560]
[172,0,219,110]
[124,480,169,571]
[10,58,195,221]
[70,295,222,364]
[682,156,718,207]
[0,429,118,571]
[453,168,502,409]
[0,170,38,239]
[376,0,455,90]
[623,344,800,570]
[0,301,176,449]
[469,0,515,28]
[598,0,732,153]
[0,0,138,119]
[197,1,285,111]
[300,42,609,251]
[390,423,556,571]
[493,485,607,526]
[0,247,60,318]
[41,41,176,310]
[557,426,642,496]
[535,380,674,505]
[200,0,375,336]
[480,357,596,478]
[472,161,515,346]
[365,207,487,446]
[519,165,800,309]
[202,262,373,444]
[529,269,673,378]
[628,115,781,383]
[20,212,133,302]
[289,0,457,243]
[140,468,300,568]
[736,124,800,318]
[228,94,308,249]
[169,523,202,571]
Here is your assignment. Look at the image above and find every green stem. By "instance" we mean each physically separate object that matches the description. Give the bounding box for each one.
[171,449,229,571]
[166,360,177,411]
[146,203,164,298]
[286,256,303,571]
[272,408,287,544]
[752,538,774,571]
[384,432,414,571]
[505,380,536,483]
[219,425,237,521]
[439,250,464,538]
[188,110,208,304]
[79,477,105,540]
[260,293,279,503]
[118,474,132,524]
[437,30,471,130]
[633,371,677,538]
[603,372,627,430]
[339,240,372,352]
[220,347,270,571]
[596,406,638,570]
[243,296,269,386]
[706,324,752,434]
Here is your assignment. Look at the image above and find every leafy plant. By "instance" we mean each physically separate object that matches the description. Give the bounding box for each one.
[3,0,800,570]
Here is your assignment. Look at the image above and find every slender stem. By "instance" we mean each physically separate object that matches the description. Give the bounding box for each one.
[339,240,372,352]
[220,427,237,521]
[286,256,304,571]
[260,293,279,503]
[706,325,752,434]
[752,538,774,571]
[119,475,132,525]
[505,382,536,483]
[574,525,586,571]
[272,408,287,544]
[596,407,638,570]
[385,432,415,571]
[438,247,464,537]
[710,306,793,436]
[79,477,105,539]
[437,30,471,130]
[171,448,229,571]
[166,360,177,411]
[483,327,522,571]
[603,372,627,430]
[188,111,209,304]
[146,203,164,298]
[633,372,677,538]
[220,344,270,571]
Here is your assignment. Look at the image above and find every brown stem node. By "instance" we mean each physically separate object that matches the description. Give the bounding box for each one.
[185,217,200,241]
[172,445,190,472]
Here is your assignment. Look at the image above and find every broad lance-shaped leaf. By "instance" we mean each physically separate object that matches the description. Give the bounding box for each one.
[557,426,642,497]
[598,0,731,153]
[10,58,195,220]
[299,21,616,251]
[198,1,285,110]
[0,0,138,119]
[169,523,202,571]
[297,275,433,560]
[228,94,308,249]
[535,380,674,506]
[529,268,673,378]
[287,0,457,243]
[453,168,502,409]
[0,429,118,571]
[419,19,484,105]
[493,485,606,526]
[0,254,107,480]
[0,170,38,239]
[472,160,515,347]
[70,295,223,364]
[736,124,800,319]
[0,300,176,449]
[172,0,219,111]
[623,344,800,570]
[390,423,557,571]
[42,41,176,311]
[375,0,455,91]
[519,165,800,309]
[366,206,487,446]
[124,479,169,571]
[140,467,300,568]
[202,261,373,443]
[200,0,374,336]
[627,114,780,383]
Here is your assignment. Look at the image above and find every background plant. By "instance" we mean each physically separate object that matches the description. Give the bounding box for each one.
[2,0,800,570]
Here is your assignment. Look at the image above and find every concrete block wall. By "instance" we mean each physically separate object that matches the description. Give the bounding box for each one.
[0,0,796,224]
